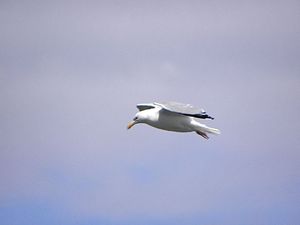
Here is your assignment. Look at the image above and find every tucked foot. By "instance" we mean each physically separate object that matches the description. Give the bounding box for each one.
[196,131,209,139]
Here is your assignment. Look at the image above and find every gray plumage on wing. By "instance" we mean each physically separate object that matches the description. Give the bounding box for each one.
[137,101,214,120]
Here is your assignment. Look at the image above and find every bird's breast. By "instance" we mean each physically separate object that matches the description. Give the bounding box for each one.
[147,112,193,132]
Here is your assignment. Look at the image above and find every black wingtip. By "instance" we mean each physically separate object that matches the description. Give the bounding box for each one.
[181,113,215,120]
[202,114,214,120]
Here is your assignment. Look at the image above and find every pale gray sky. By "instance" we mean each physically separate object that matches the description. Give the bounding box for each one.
[1,1,299,225]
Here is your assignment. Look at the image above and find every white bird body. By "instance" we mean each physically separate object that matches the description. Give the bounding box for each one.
[139,108,194,132]
[128,101,220,139]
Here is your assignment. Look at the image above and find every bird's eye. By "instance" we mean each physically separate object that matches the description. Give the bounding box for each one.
[133,116,138,121]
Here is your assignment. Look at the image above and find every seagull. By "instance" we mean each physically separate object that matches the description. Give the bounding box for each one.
[127,101,220,139]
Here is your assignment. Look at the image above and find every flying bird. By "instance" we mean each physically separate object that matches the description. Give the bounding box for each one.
[127,101,220,139]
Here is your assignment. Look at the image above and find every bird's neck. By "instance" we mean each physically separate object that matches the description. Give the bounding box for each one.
[144,108,159,122]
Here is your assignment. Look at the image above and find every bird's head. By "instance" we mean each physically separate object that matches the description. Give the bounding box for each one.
[127,111,148,129]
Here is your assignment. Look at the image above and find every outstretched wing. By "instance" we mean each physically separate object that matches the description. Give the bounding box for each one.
[136,103,156,111]
[154,101,214,119]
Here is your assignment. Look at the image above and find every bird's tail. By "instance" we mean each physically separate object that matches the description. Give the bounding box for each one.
[191,120,221,135]
[205,126,221,135]
[197,123,220,135]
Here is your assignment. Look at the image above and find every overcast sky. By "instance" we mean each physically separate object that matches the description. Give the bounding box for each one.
[1,1,299,225]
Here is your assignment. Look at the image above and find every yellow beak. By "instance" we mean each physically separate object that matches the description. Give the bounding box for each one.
[127,121,136,129]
